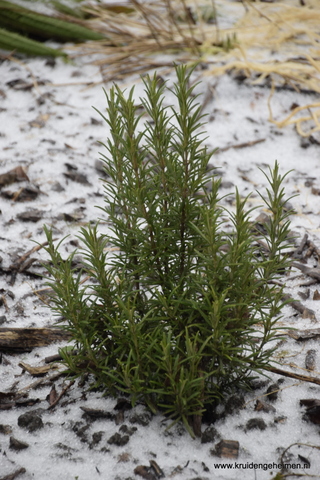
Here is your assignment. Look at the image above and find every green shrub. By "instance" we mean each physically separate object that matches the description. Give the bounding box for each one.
[43,65,294,437]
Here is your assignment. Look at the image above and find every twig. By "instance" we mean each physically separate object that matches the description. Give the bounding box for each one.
[217,138,265,153]
[282,293,316,320]
[10,241,50,270]
[0,468,27,480]
[305,238,320,261]
[8,239,55,286]
[45,353,64,363]
[265,365,320,386]
[292,232,308,258]
[291,233,320,263]
[7,55,42,94]
[47,380,75,410]
[16,371,68,397]
[280,442,320,470]
[198,83,216,115]
[292,262,320,282]
[242,0,274,23]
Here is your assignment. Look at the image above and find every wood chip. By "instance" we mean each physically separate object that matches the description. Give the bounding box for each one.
[17,209,44,222]
[1,185,41,202]
[213,439,239,459]
[149,460,165,478]
[0,166,29,187]
[134,465,156,480]
[0,327,72,352]
[288,328,320,340]
[305,349,317,371]
[46,385,59,406]
[313,289,320,300]
[18,361,60,377]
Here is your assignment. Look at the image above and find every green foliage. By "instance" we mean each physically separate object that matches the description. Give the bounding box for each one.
[0,0,99,40]
[49,0,87,20]
[43,65,294,437]
[0,26,67,57]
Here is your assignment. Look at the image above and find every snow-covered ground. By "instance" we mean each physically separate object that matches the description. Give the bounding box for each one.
[1,14,320,479]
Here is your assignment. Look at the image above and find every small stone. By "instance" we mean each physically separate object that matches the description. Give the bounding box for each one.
[51,182,65,192]
[251,212,271,235]
[245,417,267,431]
[300,399,320,425]
[304,179,315,187]
[202,461,210,472]
[0,424,12,435]
[265,383,279,402]
[119,424,137,436]
[201,426,219,444]
[71,421,90,442]
[129,411,152,426]
[204,180,213,192]
[298,289,310,301]
[10,436,29,450]
[206,164,217,173]
[91,117,103,126]
[274,416,287,424]
[254,399,276,413]
[64,171,91,186]
[91,431,104,447]
[17,411,43,432]
[107,432,130,446]
[114,398,132,411]
[64,162,78,171]
[220,181,234,189]
[224,394,245,415]
[53,442,77,458]
[95,159,107,174]
[300,137,311,149]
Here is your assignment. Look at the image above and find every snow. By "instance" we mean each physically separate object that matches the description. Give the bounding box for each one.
[1,25,320,480]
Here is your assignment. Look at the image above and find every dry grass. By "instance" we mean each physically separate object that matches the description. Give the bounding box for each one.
[68,0,222,81]
[205,0,320,137]
[69,0,320,136]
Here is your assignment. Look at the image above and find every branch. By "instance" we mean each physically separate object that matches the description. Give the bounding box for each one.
[264,365,320,386]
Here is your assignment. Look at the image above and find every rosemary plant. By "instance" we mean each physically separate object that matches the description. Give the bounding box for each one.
[43,65,294,438]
